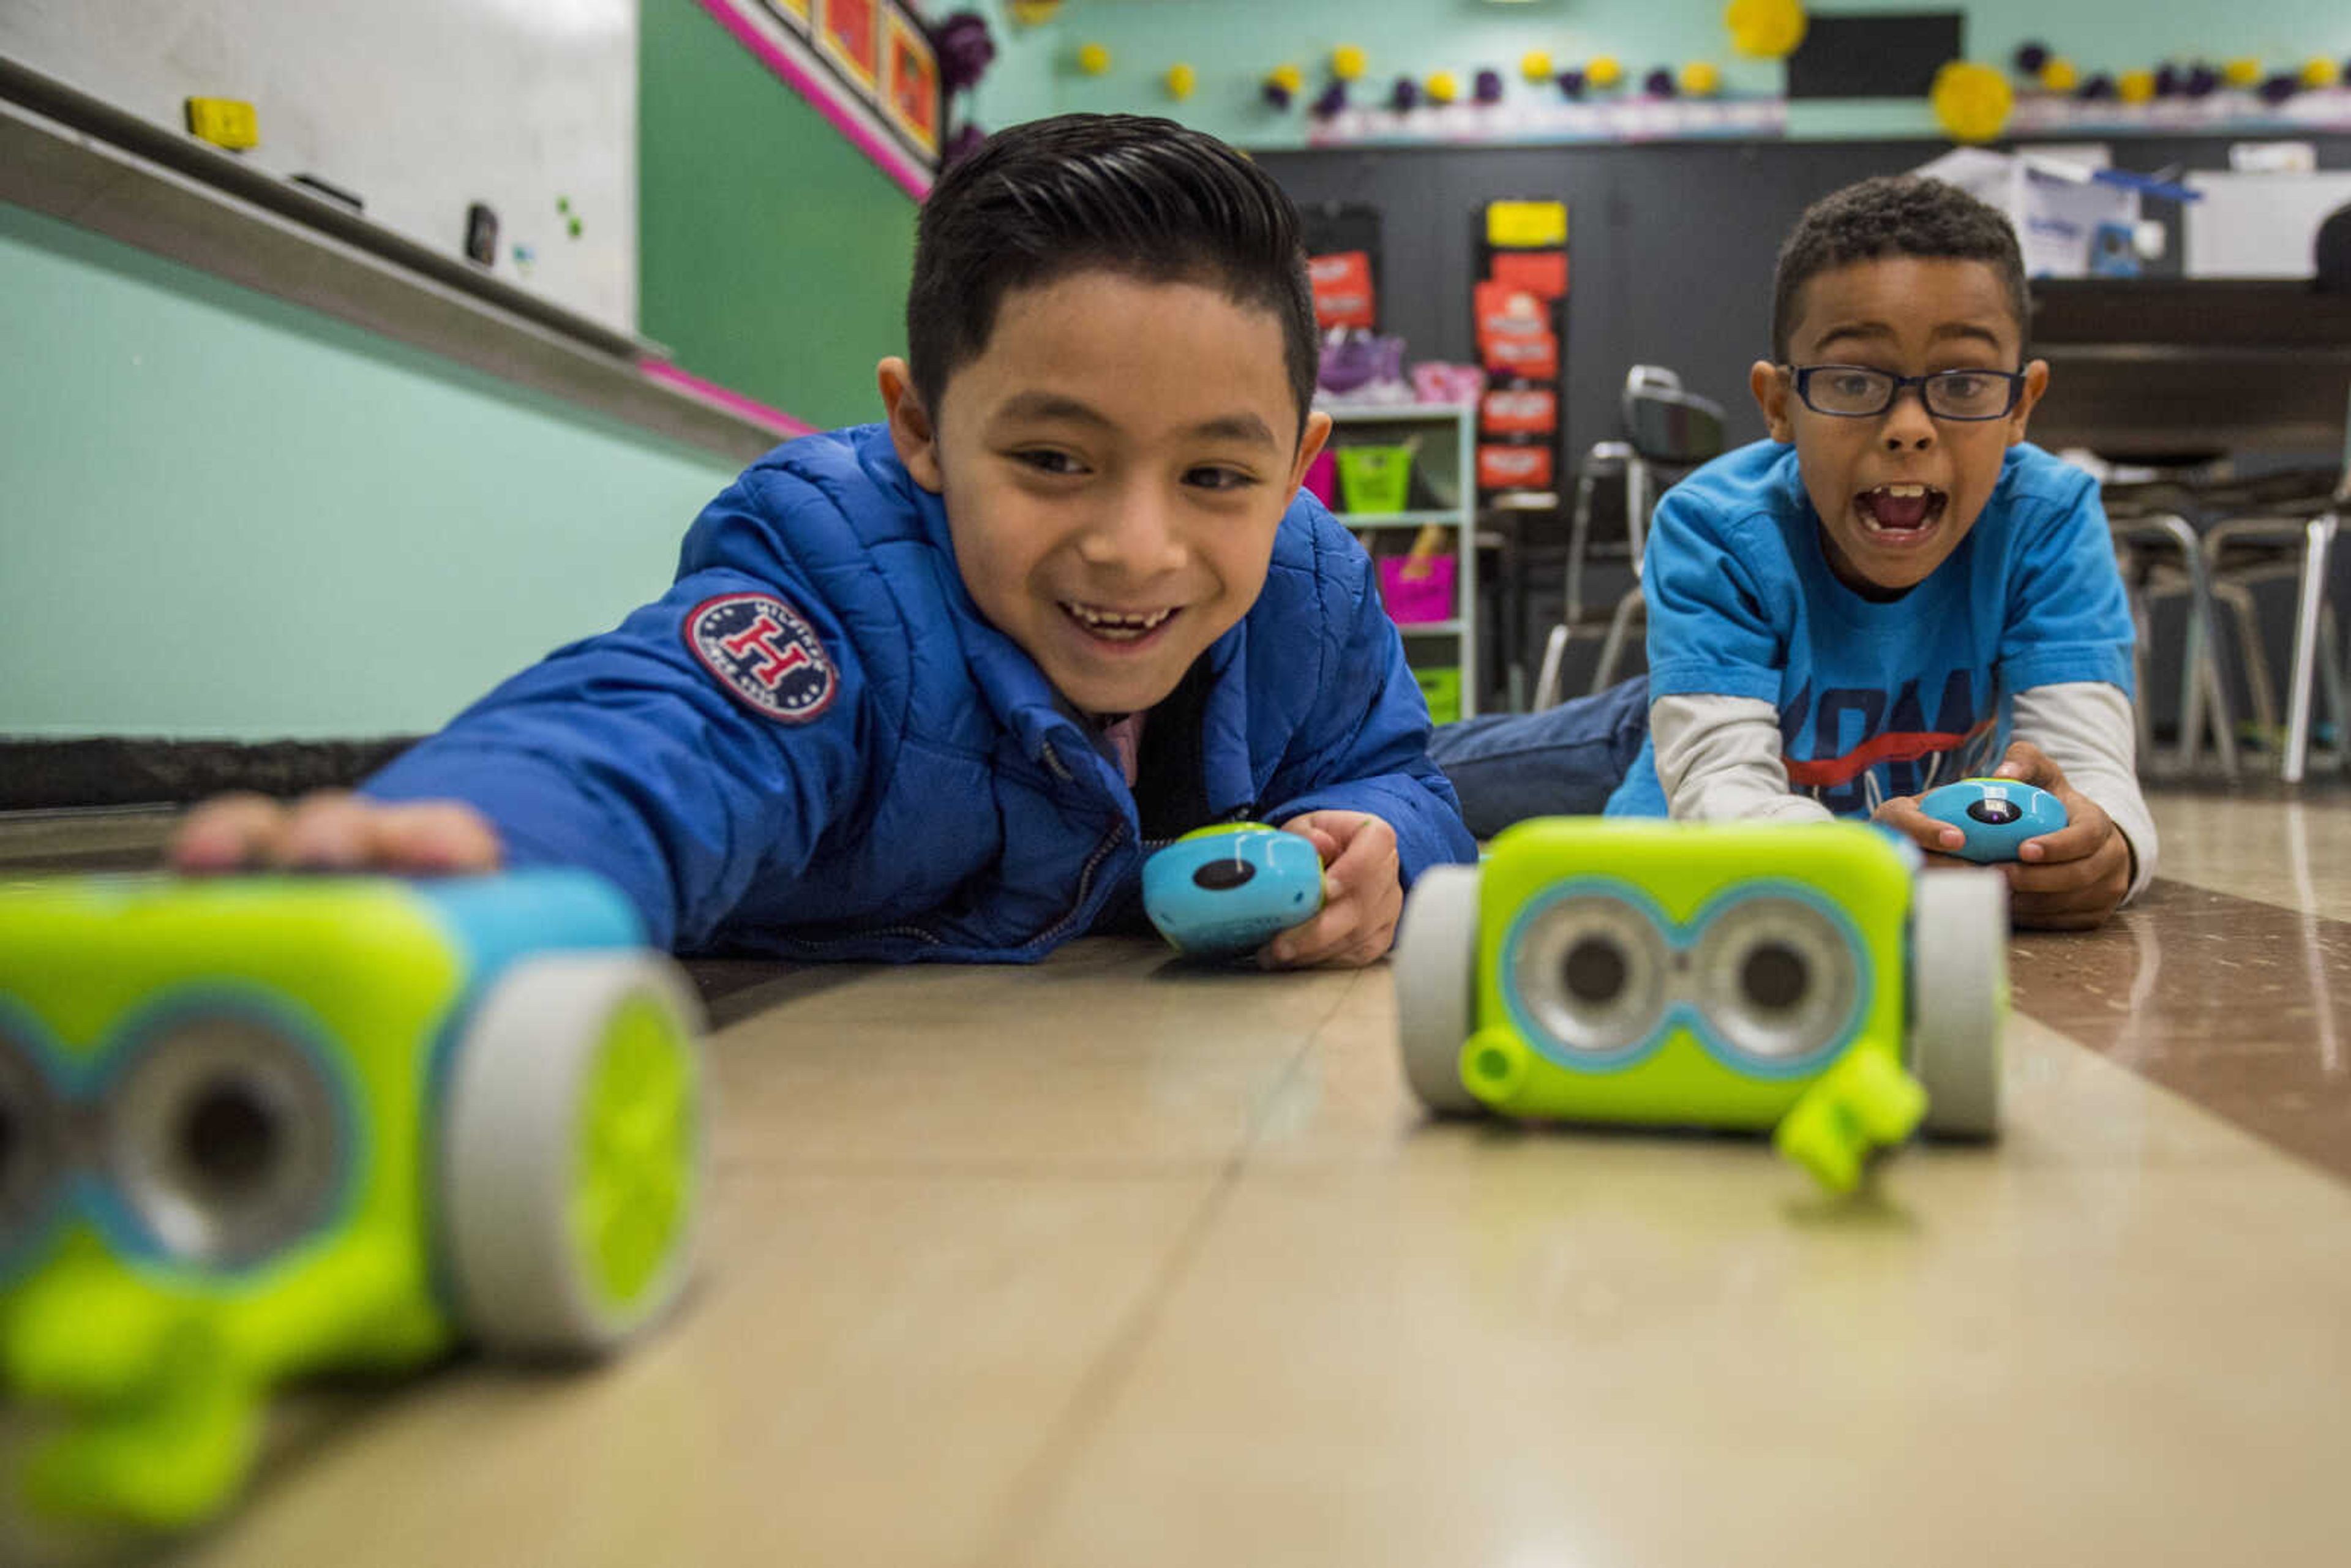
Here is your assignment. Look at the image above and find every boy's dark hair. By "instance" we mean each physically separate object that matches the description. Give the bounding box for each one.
[1771,174,2031,361]
[907,113,1320,436]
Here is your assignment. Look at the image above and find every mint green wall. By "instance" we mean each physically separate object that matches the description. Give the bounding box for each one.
[975,0,2351,146]
[639,0,920,430]
[0,201,738,740]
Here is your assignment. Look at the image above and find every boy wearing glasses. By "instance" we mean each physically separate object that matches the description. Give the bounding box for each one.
[1433,174,2151,929]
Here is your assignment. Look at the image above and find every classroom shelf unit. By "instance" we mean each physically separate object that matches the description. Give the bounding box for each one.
[1319,402,1480,721]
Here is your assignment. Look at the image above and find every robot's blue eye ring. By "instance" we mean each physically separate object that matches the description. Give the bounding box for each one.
[0,1027,67,1252]
[1512,895,1671,1057]
[1689,896,1859,1068]
[107,1011,342,1267]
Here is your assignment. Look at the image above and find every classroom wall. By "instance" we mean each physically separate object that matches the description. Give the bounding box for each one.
[638,0,921,430]
[984,0,2351,148]
[0,200,738,740]
[3,0,950,745]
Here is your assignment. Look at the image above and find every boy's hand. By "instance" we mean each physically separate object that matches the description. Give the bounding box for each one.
[1982,741,2131,929]
[170,790,503,876]
[1260,810,1402,969]
[1871,742,2131,931]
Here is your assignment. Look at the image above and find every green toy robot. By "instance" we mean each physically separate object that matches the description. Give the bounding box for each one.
[0,870,707,1548]
[1393,818,2006,1191]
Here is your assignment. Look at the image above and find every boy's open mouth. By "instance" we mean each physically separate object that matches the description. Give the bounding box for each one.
[1059,601,1180,645]
[1854,483,1948,538]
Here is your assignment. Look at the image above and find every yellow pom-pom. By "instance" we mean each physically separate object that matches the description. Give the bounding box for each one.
[1521,50,1554,83]
[1332,45,1368,82]
[1077,42,1111,76]
[2038,58,2078,92]
[1165,62,1196,100]
[1586,55,1625,89]
[1725,0,1809,61]
[1933,60,2013,144]
[2301,56,2340,91]
[2224,56,2262,88]
[2117,69,2156,104]
[1680,61,1723,96]
[1427,70,1460,105]
[1269,63,1304,95]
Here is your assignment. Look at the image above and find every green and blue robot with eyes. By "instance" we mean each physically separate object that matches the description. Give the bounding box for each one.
[0,871,707,1547]
[1392,817,2008,1190]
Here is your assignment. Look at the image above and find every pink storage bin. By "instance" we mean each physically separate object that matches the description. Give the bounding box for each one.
[1302,447,1338,508]
[1378,554,1457,624]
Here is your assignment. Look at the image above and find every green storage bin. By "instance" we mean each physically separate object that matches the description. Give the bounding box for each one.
[1336,444,1413,514]
[1415,666,1461,724]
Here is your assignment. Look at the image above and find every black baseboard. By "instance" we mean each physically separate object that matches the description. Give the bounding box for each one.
[1,737,421,811]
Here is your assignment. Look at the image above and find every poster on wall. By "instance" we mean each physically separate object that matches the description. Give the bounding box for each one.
[883,8,940,154]
[815,0,880,94]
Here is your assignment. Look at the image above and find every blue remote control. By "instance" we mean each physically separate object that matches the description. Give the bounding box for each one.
[1916,778,2068,863]
[1142,823,1324,959]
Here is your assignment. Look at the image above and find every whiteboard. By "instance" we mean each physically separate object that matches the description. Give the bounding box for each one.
[0,0,636,334]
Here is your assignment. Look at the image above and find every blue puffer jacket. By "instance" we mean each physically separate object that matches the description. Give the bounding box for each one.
[364,424,1474,959]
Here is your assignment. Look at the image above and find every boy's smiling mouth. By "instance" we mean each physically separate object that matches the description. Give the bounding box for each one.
[1059,600,1182,645]
[1854,482,1948,541]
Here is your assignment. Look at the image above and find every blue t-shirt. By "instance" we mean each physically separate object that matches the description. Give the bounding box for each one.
[1605,438,2134,818]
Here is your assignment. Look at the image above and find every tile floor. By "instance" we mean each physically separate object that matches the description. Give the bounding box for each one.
[4,789,2349,1565]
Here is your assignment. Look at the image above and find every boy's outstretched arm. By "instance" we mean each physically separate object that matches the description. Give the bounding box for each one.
[358,565,868,950]
[176,549,869,953]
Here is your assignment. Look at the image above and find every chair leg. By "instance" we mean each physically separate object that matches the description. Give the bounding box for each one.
[1534,623,1570,711]
[2125,579,2158,771]
[2282,512,2339,785]
[2150,511,2239,779]
[1592,587,1644,694]
[2212,579,2279,748]
[2320,602,2349,767]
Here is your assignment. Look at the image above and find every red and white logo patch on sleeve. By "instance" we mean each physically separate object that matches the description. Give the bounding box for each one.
[683,592,838,723]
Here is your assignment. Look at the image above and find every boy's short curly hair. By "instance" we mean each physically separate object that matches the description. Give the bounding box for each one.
[907,113,1319,436]
[1771,175,2031,361]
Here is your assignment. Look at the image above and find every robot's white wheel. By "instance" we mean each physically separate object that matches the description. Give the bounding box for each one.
[1393,864,1483,1116]
[1909,870,2006,1139]
[441,952,708,1357]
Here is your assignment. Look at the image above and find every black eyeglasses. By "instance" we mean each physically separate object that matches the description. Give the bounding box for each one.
[1786,364,2026,422]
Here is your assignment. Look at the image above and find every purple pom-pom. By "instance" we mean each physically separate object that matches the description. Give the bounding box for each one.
[2014,42,2051,75]
[1390,75,1419,111]
[2153,64,2180,97]
[942,122,987,167]
[2078,73,2116,101]
[929,12,996,95]
[1312,81,1349,119]
[2259,73,2299,106]
[1556,70,1586,100]
[1643,67,1676,97]
[1474,69,1504,104]
[1262,81,1294,110]
[2184,64,2219,98]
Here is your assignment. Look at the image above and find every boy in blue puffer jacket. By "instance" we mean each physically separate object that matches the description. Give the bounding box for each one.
[170,114,1477,966]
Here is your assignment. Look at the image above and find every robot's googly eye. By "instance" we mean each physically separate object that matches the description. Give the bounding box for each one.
[1690,896,1859,1068]
[107,1011,342,1267]
[0,1026,67,1252]
[1512,895,1671,1058]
